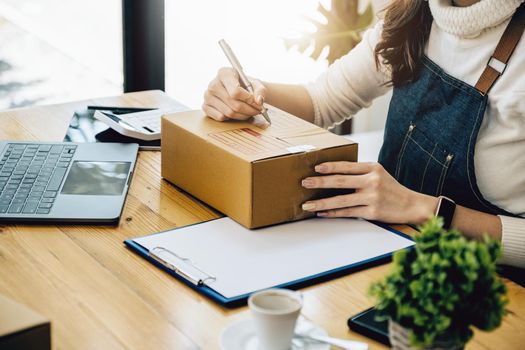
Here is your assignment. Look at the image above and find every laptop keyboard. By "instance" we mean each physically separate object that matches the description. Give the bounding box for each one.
[0,143,77,215]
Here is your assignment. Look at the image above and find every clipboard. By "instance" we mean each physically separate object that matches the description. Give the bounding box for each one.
[124,217,414,308]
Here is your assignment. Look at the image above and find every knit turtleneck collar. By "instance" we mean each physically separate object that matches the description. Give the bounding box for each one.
[429,0,524,38]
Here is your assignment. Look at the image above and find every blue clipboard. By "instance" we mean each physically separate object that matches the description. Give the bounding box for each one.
[124,219,413,308]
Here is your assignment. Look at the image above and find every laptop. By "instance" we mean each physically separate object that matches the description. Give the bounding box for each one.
[0,141,139,224]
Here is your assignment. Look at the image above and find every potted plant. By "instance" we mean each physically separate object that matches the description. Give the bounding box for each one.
[369,217,508,350]
[284,0,374,65]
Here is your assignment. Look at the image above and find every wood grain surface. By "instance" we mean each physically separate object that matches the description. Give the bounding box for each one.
[0,90,522,350]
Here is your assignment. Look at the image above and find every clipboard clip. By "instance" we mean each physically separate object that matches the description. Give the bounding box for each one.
[148,247,217,286]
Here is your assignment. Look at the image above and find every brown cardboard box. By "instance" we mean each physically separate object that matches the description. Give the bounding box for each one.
[161,106,357,228]
[0,294,51,350]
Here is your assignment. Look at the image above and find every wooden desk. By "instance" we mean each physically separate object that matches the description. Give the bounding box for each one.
[0,91,523,350]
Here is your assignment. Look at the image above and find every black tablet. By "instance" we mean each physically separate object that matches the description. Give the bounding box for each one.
[347,307,390,346]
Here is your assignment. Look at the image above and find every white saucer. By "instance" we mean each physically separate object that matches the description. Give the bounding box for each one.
[220,316,330,350]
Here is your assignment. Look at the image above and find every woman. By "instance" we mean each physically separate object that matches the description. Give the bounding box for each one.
[203,0,525,268]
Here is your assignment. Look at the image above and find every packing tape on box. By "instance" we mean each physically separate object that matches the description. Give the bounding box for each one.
[286,144,316,154]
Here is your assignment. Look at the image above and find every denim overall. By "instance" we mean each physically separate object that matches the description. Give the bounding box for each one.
[377,4,525,217]
[378,56,514,216]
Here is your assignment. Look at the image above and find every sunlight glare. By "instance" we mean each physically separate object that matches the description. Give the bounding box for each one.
[166,0,331,108]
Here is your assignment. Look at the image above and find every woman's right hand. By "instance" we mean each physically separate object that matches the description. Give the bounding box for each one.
[202,67,267,121]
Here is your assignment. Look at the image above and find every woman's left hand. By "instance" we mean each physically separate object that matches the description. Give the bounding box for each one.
[301,162,438,224]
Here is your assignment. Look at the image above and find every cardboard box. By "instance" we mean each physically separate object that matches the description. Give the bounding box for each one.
[0,294,51,350]
[161,106,357,228]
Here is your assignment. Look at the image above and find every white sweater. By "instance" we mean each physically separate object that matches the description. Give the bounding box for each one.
[306,0,525,268]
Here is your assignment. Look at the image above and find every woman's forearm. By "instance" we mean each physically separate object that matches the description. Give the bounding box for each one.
[451,205,502,241]
[264,82,316,123]
[415,194,502,241]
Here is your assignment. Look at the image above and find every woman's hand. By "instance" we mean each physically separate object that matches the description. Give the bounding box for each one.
[301,161,439,225]
[203,67,267,121]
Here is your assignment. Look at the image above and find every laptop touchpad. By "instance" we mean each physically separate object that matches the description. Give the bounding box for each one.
[61,161,131,195]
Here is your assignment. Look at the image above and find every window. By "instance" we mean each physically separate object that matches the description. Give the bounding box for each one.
[0,0,122,109]
[165,0,329,109]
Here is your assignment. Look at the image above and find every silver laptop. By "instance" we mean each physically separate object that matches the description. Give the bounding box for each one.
[0,141,138,224]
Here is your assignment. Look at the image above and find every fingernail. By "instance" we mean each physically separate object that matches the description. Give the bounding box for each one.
[302,202,316,211]
[257,95,264,104]
[315,164,327,172]
[301,179,314,188]
[317,212,327,217]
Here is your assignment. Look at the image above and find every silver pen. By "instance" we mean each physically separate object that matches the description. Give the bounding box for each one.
[218,39,271,124]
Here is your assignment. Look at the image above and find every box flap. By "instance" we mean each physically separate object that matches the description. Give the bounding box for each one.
[163,105,355,162]
[0,294,49,337]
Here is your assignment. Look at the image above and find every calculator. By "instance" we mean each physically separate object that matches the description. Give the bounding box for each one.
[94,107,187,141]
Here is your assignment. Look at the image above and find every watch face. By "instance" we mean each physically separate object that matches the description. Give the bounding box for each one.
[438,197,456,229]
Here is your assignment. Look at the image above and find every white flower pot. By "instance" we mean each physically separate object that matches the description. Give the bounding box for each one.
[388,319,464,350]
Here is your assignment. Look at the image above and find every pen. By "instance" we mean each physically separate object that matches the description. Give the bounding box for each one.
[218,39,272,124]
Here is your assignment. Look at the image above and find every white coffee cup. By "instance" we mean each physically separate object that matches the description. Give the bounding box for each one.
[248,288,303,350]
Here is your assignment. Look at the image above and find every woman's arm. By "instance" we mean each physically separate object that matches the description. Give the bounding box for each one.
[304,22,391,129]
[301,161,525,268]
[203,22,389,127]
[299,161,502,239]
[263,82,315,123]
[450,205,501,240]
[202,68,315,123]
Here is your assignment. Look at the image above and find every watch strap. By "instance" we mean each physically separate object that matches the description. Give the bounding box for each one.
[435,196,456,230]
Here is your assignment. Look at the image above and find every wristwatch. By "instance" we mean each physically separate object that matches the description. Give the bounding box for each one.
[435,196,456,230]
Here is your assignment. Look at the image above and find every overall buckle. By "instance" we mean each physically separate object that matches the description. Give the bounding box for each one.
[488,56,507,75]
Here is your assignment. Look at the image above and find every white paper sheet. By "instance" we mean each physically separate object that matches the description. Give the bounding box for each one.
[133,217,414,299]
